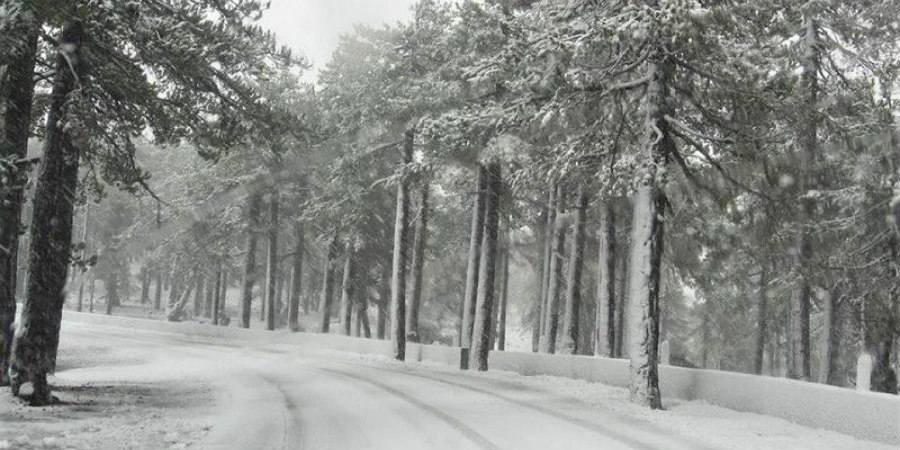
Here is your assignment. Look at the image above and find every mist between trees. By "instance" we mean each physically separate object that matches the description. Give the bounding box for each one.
[1,0,899,408]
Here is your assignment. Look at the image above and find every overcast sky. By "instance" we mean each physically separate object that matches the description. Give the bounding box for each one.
[260,0,417,79]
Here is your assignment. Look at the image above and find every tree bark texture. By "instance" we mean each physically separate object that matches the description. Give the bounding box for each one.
[240,193,262,329]
[469,162,502,371]
[0,13,38,386]
[595,201,616,357]
[540,186,565,354]
[791,16,820,382]
[289,221,304,331]
[389,130,414,360]
[320,233,339,333]
[340,243,354,336]
[626,49,672,410]
[406,184,429,343]
[497,248,509,351]
[265,190,279,331]
[560,185,588,355]
[461,165,488,348]
[531,205,549,353]
[10,21,86,404]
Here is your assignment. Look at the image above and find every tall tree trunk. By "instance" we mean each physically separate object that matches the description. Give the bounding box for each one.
[538,189,557,344]
[791,16,820,382]
[376,276,389,340]
[139,267,150,304]
[265,190,279,331]
[219,270,228,322]
[320,233,339,333]
[532,205,550,352]
[240,193,262,329]
[406,185,429,343]
[9,21,85,404]
[358,297,372,338]
[595,201,616,357]
[755,265,769,375]
[469,162,502,371]
[497,248,509,351]
[213,270,222,326]
[289,222,304,331]
[105,270,119,315]
[339,243,354,336]
[461,165,488,348]
[203,271,213,318]
[168,270,181,312]
[389,129,414,360]
[275,267,285,321]
[626,49,672,410]
[154,271,164,311]
[560,186,588,355]
[193,274,205,318]
[540,186,565,354]
[76,204,91,313]
[0,13,38,386]
[821,287,843,385]
[614,239,628,358]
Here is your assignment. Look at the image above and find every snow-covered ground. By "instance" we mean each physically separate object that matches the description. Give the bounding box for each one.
[1,320,895,450]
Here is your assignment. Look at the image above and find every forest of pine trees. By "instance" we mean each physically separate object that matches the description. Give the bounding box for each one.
[1,0,899,408]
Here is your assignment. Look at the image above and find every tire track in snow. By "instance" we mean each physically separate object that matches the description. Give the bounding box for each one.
[320,367,502,450]
[346,363,722,450]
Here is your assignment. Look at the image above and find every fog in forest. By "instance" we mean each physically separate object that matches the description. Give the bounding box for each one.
[1,1,898,449]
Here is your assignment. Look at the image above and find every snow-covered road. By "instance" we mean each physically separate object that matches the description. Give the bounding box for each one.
[60,323,713,450]
[4,320,890,450]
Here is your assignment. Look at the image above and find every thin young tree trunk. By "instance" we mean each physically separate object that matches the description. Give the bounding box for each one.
[320,233,339,333]
[754,265,770,375]
[560,185,588,355]
[289,222,304,331]
[389,129,414,360]
[469,163,502,371]
[540,186,565,354]
[0,14,39,386]
[461,165,488,348]
[791,16,820,382]
[240,193,262,328]
[497,248,509,351]
[265,190,280,331]
[339,243,354,336]
[406,185,429,343]
[595,201,616,357]
[626,48,672,409]
[9,21,85,404]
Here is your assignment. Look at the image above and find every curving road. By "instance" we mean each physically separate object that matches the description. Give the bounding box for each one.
[59,322,720,450]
